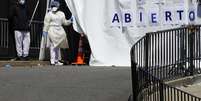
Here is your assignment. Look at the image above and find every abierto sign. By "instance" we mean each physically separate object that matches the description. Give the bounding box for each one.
[111,6,196,27]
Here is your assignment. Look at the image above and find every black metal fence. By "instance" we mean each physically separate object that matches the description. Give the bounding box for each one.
[0,18,9,49]
[135,68,201,101]
[0,18,43,59]
[30,20,43,49]
[131,25,201,101]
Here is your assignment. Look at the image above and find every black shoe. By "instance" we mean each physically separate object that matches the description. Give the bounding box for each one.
[22,56,29,61]
[10,57,17,61]
[15,56,23,61]
[10,56,24,61]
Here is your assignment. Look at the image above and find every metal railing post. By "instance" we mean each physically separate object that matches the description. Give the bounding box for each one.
[144,34,149,70]
[189,25,195,76]
[131,47,139,101]
[159,81,164,101]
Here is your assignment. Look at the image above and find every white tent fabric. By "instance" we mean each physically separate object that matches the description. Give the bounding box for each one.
[65,0,200,66]
[65,0,137,66]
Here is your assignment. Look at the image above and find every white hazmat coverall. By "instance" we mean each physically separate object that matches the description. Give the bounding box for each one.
[43,10,71,65]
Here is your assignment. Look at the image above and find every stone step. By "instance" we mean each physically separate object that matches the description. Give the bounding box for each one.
[0,61,50,67]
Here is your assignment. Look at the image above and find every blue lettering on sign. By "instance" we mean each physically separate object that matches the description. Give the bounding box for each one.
[165,11,172,21]
[177,10,184,20]
[111,8,196,27]
[112,13,120,23]
[189,11,195,21]
[151,13,157,23]
[125,13,132,23]
[140,12,143,22]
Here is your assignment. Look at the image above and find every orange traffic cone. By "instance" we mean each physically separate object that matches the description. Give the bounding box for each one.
[72,36,85,65]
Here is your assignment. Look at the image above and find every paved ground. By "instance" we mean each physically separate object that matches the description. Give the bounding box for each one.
[0,66,132,101]
[179,84,201,98]
[176,75,201,98]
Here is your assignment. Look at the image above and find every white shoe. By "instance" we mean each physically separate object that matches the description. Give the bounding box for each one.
[50,61,55,65]
[55,62,63,66]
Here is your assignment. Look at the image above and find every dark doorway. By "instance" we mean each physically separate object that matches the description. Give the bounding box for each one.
[59,0,91,64]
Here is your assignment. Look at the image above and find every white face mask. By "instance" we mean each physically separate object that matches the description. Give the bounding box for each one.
[52,7,58,12]
[19,0,25,5]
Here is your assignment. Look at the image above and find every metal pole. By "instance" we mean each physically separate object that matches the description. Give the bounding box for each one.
[29,0,40,26]
[131,62,138,101]
[189,25,195,75]
[131,47,139,101]
[145,33,149,70]
[159,82,164,101]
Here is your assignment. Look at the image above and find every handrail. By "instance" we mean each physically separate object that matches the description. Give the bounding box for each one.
[0,18,8,21]
[131,25,201,101]
[0,18,44,24]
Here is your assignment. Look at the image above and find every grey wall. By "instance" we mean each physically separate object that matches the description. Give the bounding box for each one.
[0,0,9,18]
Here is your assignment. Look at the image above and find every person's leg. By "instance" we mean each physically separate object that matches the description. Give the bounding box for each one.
[22,31,30,59]
[54,47,59,63]
[14,30,23,59]
[55,48,63,65]
[50,44,56,65]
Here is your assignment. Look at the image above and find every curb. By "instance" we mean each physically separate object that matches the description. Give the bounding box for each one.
[0,61,50,67]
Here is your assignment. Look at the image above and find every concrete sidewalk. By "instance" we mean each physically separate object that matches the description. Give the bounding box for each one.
[167,74,201,99]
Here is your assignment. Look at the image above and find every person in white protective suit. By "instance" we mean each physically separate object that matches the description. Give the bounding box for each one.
[43,1,72,65]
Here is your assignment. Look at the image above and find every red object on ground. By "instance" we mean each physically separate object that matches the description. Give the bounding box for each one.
[72,36,85,65]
